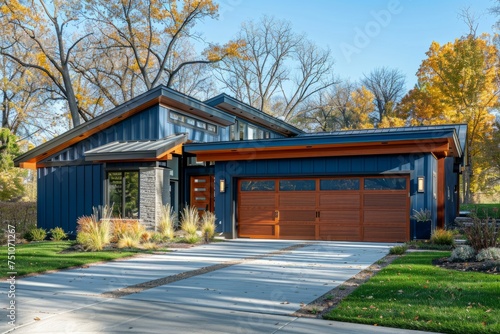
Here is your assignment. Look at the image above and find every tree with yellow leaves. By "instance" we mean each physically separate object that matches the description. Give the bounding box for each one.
[398,33,499,202]
[295,81,374,132]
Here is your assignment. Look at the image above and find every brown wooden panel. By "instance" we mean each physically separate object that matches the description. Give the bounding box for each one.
[318,193,360,209]
[363,210,407,225]
[363,226,407,242]
[239,224,275,237]
[278,193,316,207]
[279,210,316,222]
[364,193,407,208]
[238,209,275,224]
[319,224,361,241]
[320,210,360,223]
[239,193,275,208]
[280,224,315,239]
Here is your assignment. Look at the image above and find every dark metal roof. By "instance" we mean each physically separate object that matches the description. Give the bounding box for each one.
[15,86,235,166]
[205,93,303,137]
[184,124,467,159]
[85,133,187,162]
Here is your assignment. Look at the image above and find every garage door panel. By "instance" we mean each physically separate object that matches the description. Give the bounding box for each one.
[239,193,275,207]
[363,226,407,242]
[238,208,275,224]
[239,224,276,238]
[280,224,315,239]
[278,193,316,207]
[319,224,361,240]
[319,193,360,209]
[364,193,407,207]
[320,210,360,223]
[364,210,407,224]
[279,210,316,222]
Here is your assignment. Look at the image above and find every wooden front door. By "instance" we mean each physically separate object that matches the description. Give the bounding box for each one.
[190,176,214,214]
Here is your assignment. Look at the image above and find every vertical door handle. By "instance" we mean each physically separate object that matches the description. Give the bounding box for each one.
[274,210,279,221]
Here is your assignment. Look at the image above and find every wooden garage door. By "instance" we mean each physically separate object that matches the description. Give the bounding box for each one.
[238,176,409,242]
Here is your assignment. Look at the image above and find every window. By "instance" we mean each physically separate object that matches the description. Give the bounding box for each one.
[230,123,237,141]
[364,177,406,190]
[320,179,360,191]
[239,122,245,140]
[108,171,139,218]
[279,180,316,191]
[169,110,217,134]
[247,126,256,139]
[241,180,275,191]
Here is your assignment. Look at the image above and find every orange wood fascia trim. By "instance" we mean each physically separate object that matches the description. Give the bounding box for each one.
[194,142,451,162]
[156,143,184,159]
[19,162,37,170]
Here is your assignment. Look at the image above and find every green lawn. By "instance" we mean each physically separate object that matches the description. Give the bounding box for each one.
[324,252,500,334]
[0,241,137,278]
[461,204,500,219]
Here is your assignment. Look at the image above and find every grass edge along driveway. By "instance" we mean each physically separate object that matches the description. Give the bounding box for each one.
[324,251,499,334]
[0,241,137,278]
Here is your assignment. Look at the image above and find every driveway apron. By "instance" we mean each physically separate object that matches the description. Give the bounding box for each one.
[0,240,433,334]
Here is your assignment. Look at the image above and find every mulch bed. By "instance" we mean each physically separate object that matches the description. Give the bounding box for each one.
[432,257,499,274]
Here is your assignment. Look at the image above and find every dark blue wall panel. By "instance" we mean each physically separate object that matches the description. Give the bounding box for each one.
[38,164,103,233]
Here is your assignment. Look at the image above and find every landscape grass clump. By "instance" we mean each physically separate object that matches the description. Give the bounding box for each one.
[26,227,47,241]
[76,206,112,251]
[201,210,217,243]
[180,206,200,244]
[449,245,476,262]
[49,227,67,241]
[111,219,145,246]
[389,244,408,255]
[158,204,176,240]
[430,229,455,246]
[117,235,139,249]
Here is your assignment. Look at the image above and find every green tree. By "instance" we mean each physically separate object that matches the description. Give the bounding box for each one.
[0,128,26,201]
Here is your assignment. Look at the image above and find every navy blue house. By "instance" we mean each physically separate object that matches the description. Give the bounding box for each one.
[15,86,467,242]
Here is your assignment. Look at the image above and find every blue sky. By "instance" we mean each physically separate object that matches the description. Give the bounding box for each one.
[198,0,498,89]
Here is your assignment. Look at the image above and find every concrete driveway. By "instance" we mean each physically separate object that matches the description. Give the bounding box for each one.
[0,240,432,334]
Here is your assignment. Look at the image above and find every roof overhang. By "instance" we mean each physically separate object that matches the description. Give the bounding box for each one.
[205,94,303,137]
[15,86,235,169]
[85,134,187,162]
[184,128,463,162]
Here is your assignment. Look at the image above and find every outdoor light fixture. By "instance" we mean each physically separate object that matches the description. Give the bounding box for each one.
[417,176,425,193]
[219,178,226,193]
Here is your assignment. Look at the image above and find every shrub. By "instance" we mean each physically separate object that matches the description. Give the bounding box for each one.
[141,231,151,242]
[76,213,111,252]
[117,235,139,249]
[462,215,499,251]
[150,232,164,243]
[449,245,476,262]
[389,244,408,255]
[0,202,37,242]
[476,247,500,262]
[158,204,176,240]
[180,206,199,237]
[111,219,145,244]
[201,210,217,243]
[49,227,67,241]
[142,242,159,250]
[430,229,455,246]
[183,233,200,244]
[27,227,47,241]
[411,208,431,222]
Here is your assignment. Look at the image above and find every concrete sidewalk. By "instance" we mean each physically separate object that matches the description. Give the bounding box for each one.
[0,240,437,334]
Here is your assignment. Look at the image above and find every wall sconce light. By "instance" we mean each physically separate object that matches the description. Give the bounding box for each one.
[417,176,425,193]
[219,178,226,193]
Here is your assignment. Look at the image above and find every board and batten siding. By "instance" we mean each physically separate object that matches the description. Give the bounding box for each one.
[213,153,438,239]
[38,164,103,233]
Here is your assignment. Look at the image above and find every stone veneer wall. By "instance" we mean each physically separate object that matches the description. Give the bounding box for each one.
[139,168,168,230]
